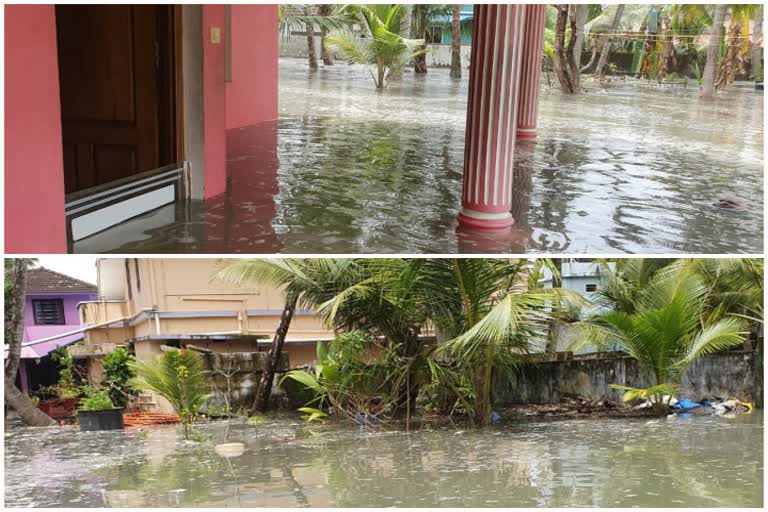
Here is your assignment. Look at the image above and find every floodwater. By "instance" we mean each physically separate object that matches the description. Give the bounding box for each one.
[75,58,764,254]
[4,412,763,507]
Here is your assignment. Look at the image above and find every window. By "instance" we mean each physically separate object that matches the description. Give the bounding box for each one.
[585,284,598,292]
[32,299,65,325]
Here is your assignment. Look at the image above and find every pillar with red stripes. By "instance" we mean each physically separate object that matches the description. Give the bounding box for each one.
[516,5,547,140]
[457,4,526,231]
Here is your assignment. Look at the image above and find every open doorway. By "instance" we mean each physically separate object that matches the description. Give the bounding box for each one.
[55,5,182,194]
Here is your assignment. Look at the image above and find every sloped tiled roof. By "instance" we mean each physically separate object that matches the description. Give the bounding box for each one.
[26,267,97,294]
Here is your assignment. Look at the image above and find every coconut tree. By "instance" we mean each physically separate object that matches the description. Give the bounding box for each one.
[216,258,366,413]
[318,4,335,66]
[130,349,209,438]
[4,258,56,426]
[701,4,728,100]
[716,4,761,89]
[593,4,625,79]
[418,259,565,425]
[278,4,354,70]
[365,258,564,426]
[324,4,427,89]
[449,5,462,79]
[580,267,748,415]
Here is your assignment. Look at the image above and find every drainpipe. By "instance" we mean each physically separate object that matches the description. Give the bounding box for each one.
[154,311,162,335]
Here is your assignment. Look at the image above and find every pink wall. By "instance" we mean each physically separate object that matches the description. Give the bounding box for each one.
[202,5,227,198]
[225,4,279,129]
[4,5,67,253]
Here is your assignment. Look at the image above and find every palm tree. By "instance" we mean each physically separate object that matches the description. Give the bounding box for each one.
[318,4,335,66]
[449,5,462,79]
[716,4,760,89]
[278,4,354,70]
[580,267,748,415]
[4,258,55,426]
[593,4,625,79]
[324,4,427,89]
[130,349,209,438]
[700,4,728,100]
[323,258,582,426]
[216,259,364,413]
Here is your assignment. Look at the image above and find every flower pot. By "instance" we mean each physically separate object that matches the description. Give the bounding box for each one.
[78,408,125,432]
[38,398,80,419]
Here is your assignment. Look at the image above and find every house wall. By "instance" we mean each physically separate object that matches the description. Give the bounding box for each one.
[4,4,67,253]
[496,351,762,407]
[202,5,227,199]
[225,5,279,128]
[25,293,94,331]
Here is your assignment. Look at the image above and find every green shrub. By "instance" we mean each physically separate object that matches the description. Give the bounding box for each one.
[102,347,136,407]
[78,388,115,411]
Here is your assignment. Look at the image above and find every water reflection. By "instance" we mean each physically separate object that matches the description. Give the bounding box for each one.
[74,59,763,254]
[4,413,763,507]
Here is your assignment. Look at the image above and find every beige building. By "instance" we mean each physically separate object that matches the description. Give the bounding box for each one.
[77,258,334,370]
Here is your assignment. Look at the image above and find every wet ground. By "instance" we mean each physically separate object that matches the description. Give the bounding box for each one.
[75,58,764,254]
[4,412,762,507]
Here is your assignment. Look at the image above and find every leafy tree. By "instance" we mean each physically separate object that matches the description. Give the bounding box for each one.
[101,347,136,408]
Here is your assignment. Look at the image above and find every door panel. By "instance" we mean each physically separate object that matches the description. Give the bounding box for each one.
[56,5,161,194]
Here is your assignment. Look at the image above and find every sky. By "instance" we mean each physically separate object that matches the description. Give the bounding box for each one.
[35,256,98,285]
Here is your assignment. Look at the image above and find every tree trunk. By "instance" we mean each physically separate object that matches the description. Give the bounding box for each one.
[594,4,625,79]
[553,5,579,94]
[701,4,728,100]
[5,376,56,426]
[634,14,650,78]
[5,258,29,382]
[450,5,462,79]
[251,296,297,413]
[716,17,744,89]
[580,46,599,73]
[751,14,763,78]
[414,10,429,74]
[572,4,588,70]
[546,259,563,352]
[318,4,334,66]
[656,11,676,81]
[305,7,318,71]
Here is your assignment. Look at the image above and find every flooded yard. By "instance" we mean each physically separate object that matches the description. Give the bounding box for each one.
[75,58,764,254]
[4,412,763,507]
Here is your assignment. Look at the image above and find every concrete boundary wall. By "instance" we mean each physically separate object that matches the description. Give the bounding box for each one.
[497,351,762,407]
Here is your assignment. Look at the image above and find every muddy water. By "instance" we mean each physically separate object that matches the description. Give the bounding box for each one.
[4,412,763,507]
[76,58,763,254]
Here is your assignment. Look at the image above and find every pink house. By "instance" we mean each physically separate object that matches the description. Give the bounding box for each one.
[5,4,279,253]
[7,268,97,394]
[5,4,548,252]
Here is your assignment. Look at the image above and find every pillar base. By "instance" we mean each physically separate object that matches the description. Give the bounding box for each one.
[516,127,537,139]
[457,208,514,231]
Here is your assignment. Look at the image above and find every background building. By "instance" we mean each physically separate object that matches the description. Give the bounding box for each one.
[7,268,97,394]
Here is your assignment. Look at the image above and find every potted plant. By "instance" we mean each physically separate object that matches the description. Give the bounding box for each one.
[77,387,124,432]
[37,348,82,418]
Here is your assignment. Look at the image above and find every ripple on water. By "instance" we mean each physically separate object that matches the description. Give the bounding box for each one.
[73,59,763,254]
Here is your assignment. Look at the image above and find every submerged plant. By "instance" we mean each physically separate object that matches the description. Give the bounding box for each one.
[129,349,210,438]
[579,267,747,415]
[324,4,427,89]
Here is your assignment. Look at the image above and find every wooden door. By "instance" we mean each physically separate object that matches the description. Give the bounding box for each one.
[56,5,162,194]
